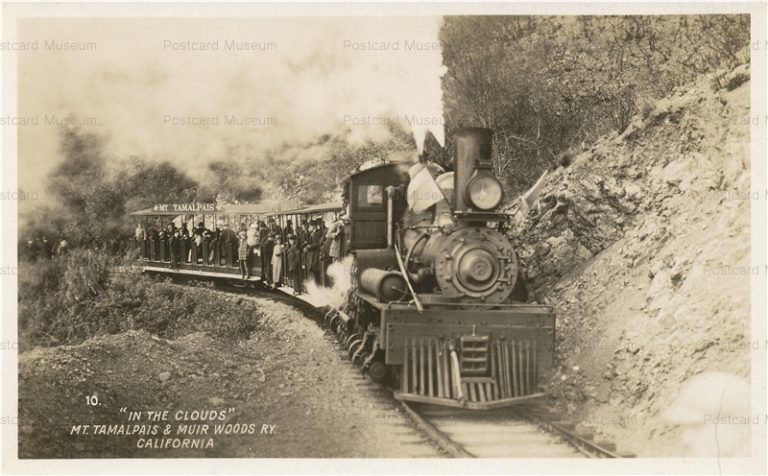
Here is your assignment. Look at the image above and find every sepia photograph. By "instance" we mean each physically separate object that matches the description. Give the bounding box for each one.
[1,2,766,474]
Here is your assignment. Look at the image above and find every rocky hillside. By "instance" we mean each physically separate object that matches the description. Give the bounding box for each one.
[508,63,752,456]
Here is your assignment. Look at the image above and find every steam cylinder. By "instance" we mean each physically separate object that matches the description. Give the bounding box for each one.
[359,268,408,302]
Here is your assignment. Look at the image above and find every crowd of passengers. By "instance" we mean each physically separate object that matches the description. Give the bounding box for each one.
[20,235,69,261]
[134,214,345,295]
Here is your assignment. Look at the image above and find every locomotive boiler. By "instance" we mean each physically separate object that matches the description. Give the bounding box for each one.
[334,127,556,409]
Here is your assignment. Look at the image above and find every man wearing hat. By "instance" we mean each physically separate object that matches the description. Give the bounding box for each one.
[193,222,206,238]
[260,226,274,284]
[305,220,323,284]
[296,219,310,290]
[219,221,238,266]
[286,234,301,295]
[168,229,181,269]
[283,219,295,242]
[267,216,282,238]
[327,213,345,263]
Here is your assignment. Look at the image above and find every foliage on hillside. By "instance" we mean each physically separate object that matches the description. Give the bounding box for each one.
[439,15,749,195]
[258,124,416,205]
[18,250,265,350]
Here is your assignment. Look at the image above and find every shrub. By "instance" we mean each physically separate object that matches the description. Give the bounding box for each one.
[18,251,265,350]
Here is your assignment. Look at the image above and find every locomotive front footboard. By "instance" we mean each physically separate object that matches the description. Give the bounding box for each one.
[380,303,555,409]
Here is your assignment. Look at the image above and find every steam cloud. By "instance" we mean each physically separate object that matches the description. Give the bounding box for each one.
[19,17,446,193]
[304,256,355,309]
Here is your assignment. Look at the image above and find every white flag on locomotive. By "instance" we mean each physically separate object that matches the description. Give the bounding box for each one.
[407,165,446,213]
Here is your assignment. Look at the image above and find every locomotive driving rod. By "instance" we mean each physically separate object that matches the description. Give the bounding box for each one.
[394,243,424,313]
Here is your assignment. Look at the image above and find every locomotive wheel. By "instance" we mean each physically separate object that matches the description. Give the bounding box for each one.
[345,333,361,349]
[324,309,336,326]
[367,361,387,384]
[352,347,367,365]
[331,315,346,334]
[348,339,363,358]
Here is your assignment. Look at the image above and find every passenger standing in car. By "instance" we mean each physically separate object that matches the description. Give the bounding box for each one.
[267,217,282,238]
[305,222,319,284]
[168,229,181,269]
[283,220,294,242]
[194,222,206,237]
[23,239,37,261]
[246,222,259,274]
[219,223,237,266]
[207,230,217,264]
[237,231,250,279]
[327,215,344,263]
[297,219,309,248]
[260,230,274,283]
[193,231,204,263]
[135,223,146,241]
[296,220,309,290]
[281,234,291,287]
[40,236,53,259]
[271,235,284,287]
[287,235,301,295]
[319,221,333,286]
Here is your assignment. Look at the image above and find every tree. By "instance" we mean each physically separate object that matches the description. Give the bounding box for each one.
[439,15,749,197]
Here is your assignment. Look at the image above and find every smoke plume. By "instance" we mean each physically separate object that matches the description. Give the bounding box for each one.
[19,17,446,195]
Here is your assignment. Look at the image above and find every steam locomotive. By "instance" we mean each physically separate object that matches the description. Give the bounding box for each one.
[333,127,555,409]
[134,127,556,410]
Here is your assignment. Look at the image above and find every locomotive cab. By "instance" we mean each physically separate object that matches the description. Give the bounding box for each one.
[343,162,410,253]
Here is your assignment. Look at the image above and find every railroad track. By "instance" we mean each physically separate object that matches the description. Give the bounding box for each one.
[149,268,633,459]
[401,402,633,458]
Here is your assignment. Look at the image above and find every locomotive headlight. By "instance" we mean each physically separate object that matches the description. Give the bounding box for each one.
[466,174,503,210]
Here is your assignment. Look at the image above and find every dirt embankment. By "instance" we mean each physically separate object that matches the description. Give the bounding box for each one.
[509,64,752,456]
[19,295,441,458]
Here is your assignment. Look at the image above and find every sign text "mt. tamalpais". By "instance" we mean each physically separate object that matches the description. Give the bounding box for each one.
[152,203,217,212]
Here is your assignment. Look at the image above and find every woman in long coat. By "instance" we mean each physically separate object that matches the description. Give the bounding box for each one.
[271,235,284,286]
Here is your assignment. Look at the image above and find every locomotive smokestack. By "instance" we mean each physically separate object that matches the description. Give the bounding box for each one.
[453,127,493,212]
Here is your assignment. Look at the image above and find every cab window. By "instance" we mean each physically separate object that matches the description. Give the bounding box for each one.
[356,184,383,208]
